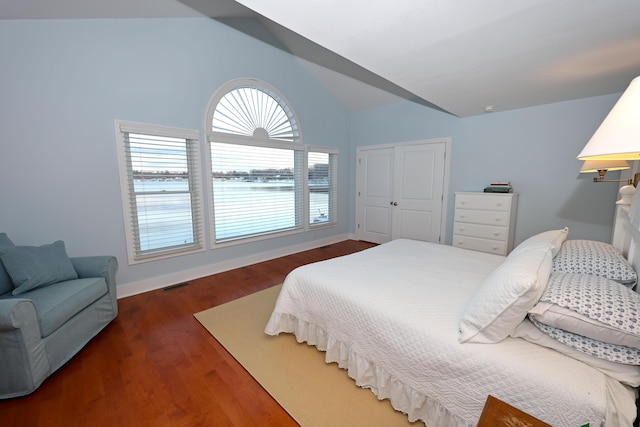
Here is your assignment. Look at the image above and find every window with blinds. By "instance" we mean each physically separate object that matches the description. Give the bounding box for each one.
[308,148,338,227]
[210,141,304,243]
[115,121,205,263]
[206,79,338,245]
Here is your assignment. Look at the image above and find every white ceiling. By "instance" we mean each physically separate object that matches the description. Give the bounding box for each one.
[4,0,640,116]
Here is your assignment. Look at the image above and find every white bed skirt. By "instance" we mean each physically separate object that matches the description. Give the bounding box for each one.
[266,312,470,427]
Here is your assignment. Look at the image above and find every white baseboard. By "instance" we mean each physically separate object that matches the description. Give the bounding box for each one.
[116,232,356,299]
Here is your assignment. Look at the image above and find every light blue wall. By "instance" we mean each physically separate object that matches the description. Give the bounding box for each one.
[0,18,352,289]
[0,17,624,293]
[350,93,623,246]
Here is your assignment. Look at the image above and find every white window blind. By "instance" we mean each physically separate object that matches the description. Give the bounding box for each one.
[212,86,298,142]
[115,121,204,263]
[210,141,304,243]
[308,148,338,227]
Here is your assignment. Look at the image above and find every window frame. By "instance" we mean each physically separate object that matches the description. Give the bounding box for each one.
[306,145,338,229]
[205,79,337,248]
[114,120,206,264]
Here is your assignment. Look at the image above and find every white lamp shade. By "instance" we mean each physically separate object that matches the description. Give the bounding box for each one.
[579,159,630,173]
[577,76,640,160]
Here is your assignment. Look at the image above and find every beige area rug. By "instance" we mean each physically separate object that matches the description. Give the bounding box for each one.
[194,285,414,427]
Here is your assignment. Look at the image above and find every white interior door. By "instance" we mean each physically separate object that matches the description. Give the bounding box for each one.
[356,147,394,244]
[391,142,446,242]
[356,139,448,244]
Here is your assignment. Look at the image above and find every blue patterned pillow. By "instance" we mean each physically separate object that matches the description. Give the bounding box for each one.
[530,317,640,365]
[552,240,637,286]
[529,272,640,349]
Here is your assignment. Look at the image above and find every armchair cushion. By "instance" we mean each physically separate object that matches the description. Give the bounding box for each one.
[0,241,78,296]
[0,233,14,295]
[23,277,108,337]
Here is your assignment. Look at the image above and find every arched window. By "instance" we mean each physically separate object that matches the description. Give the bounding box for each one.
[211,84,299,142]
[206,79,337,245]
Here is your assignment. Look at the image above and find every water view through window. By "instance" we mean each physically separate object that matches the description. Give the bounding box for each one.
[133,162,330,248]
[209,143,330,243]
[133,179,196,251]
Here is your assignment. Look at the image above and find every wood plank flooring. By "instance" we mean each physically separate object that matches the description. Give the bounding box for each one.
[0,240,376,426]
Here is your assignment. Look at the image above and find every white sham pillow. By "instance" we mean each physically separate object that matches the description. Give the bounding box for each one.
[458,245,553,343]
[529,272,640,349]
[509,227,568,258]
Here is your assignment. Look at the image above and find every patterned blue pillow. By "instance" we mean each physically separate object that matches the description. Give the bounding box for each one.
[530,317,640,365]
[552,240,637,286]
[529,272,640,348]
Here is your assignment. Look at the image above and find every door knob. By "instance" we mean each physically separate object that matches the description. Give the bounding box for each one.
[390,201,398,206]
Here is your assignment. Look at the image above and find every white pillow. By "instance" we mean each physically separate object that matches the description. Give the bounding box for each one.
[529,272,640,348]
[458,245,553,343]
[511,319,640,387]
[509,227,568,257]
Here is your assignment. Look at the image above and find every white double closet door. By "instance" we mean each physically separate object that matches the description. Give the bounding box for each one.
[355,138,449,244]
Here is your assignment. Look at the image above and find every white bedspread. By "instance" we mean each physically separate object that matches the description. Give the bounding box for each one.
[265,239,638,426]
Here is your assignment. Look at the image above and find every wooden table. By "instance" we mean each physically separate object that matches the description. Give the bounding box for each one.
[477,395,552,427]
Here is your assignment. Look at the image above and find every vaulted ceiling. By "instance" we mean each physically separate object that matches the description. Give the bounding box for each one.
[4,0,640,116]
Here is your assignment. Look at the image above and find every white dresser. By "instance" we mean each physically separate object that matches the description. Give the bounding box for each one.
[453,192,518,256]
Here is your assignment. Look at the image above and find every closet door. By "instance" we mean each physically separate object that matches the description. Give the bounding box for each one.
[391,142,445,242]
[356,147,394,244]
[356,140,447,244]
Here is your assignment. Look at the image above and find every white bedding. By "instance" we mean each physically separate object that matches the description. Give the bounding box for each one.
[264,238,638,426]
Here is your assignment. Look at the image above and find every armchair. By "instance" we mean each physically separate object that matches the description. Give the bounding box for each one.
[0,233,118,398]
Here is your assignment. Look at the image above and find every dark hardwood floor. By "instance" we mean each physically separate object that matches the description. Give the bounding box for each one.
[0,240,376,426]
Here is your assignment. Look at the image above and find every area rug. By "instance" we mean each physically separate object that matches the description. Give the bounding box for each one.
[194,285,414,426]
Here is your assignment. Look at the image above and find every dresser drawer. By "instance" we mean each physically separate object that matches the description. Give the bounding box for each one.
[455,194,512,211]
[454,192,518,255]
[452,234,507,255]
[454,209,510,226]
[453,221,508,241]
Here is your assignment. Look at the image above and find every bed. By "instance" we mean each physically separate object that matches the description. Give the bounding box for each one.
[265,187,640,426]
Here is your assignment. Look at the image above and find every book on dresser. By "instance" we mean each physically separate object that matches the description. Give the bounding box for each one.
[453,192,518,256]
[484,181,513,193]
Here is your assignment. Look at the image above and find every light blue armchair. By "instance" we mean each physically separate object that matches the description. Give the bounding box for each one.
[0,233,118,398]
